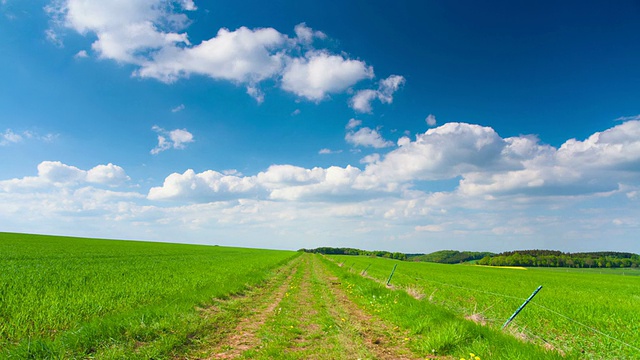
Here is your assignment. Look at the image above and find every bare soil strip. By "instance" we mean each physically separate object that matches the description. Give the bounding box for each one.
[176,256,300,359]
[206,262,299,359]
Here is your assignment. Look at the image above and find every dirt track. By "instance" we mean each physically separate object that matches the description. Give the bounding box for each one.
[181,254,425,359]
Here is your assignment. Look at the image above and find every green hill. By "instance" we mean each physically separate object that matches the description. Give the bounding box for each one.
[408,250,494,264]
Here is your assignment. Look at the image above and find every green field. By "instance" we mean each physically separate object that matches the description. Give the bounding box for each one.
[0,232,297,358]
[328,255,640,359]
[2,232,639,359]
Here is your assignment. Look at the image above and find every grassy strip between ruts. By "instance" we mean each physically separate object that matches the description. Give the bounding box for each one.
[319,255,565,360]
[231,253,422,359]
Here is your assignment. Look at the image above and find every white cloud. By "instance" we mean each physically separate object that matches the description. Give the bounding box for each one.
[151,126,194,154]
[148,169,257,201]
[74,49,88,58]
[345,127,394,148]
[148,164,368,203]
[246,85,265,103]
[1,129,22,145]
[294,23,326,44]
[360,153,380,164]
[319,148,342,155]
[346,118,362,130]
[137,26,286,84]
[45,28,63,47]
[1,129,58,146]
[426,114,436,126]
[3,122,640,252]
[38,161,86,184]
[280,51,374,101]
[265,165,363,201]
[378,75,405,102]
[360,122,506,185]
[47,0,194,62]
[86,163,130,186]
[350,75,405,113]
[0,161,129,191]
[556,120,640,169]
[171,104,185,112]
[48,3,374,104]
[349,90,378,113]
[615,114,640,122]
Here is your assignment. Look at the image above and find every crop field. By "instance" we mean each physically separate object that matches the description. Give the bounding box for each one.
[328,255,640,359]
[2,232,637,359]
[0,232,297,358]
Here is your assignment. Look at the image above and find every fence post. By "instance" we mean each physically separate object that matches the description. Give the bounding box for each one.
[502,285,543,330]
[362,264,372,275]
[386,264,398,286]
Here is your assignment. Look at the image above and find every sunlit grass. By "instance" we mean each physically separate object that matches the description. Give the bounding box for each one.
[328,254,640,359]
[0,232,298,358]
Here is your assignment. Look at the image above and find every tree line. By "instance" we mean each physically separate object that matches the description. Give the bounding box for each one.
[299,247,407,260]
[477,250,640,268]
[300,247,640,268]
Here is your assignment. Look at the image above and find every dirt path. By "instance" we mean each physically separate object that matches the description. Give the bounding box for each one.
[182,254,425,359]
[206,262,299,359]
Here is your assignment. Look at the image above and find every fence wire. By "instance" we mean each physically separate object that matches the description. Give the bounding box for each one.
[379,268,640,355]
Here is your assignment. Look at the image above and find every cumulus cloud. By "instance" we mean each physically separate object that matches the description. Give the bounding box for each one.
[359,123,507,186]
[350,75,405,113]
[46,0,195,61]
[0,161,129,191]
[148,169,257,201]
[345,127,394,148]
[47,2,375,103]
[136,26,286,86]
[3,121,640,252]
[294,22,326,44]
[346,118,362,130]
[356,120,640,198]
[147,164,365,202]
[151,125,194,154]
[281,51,374,101]
[86,163,130,186]
[426,114,436,126]
[74,49,88,58]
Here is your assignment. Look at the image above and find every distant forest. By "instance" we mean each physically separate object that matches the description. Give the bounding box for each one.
[477,250,640,268]
[299,247,407,260]
[407,250,494,264]
[301,247,640,268]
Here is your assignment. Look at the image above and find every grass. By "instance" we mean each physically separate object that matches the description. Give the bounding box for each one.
[328,254,640,359]
[3,231,638,359]
[0,232,298,358]
[321,255,568,360]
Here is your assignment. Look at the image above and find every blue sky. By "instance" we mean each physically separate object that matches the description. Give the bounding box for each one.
[1,0,639,253]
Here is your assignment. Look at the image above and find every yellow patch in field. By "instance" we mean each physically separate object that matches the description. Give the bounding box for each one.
[474,265,527,270]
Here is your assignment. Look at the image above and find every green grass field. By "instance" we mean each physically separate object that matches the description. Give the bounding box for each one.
[3,232,639,359]
[0,232,298,358]
[328,255,640,359]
